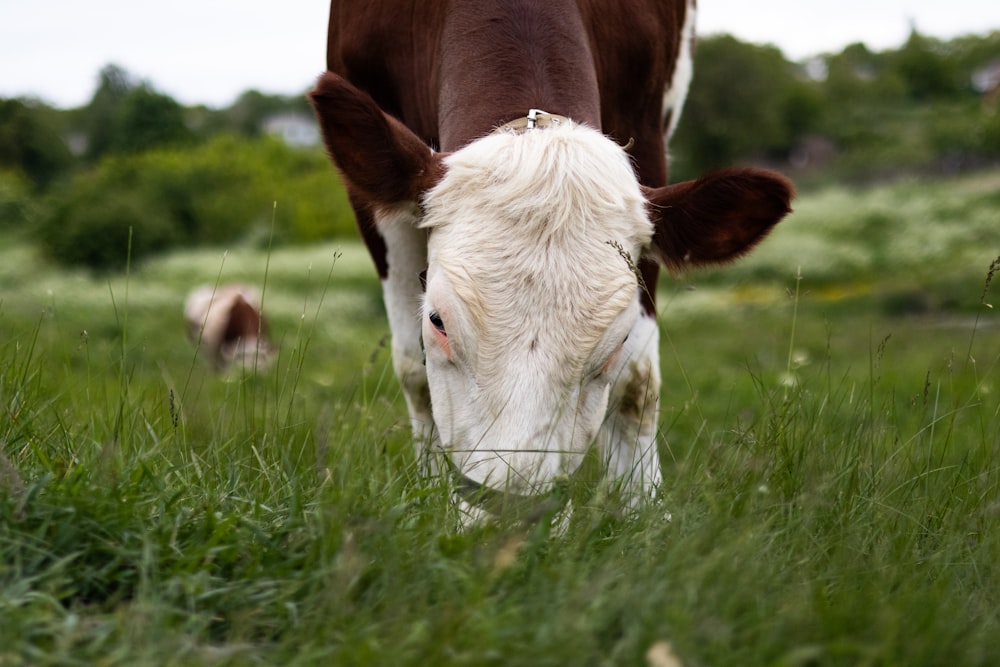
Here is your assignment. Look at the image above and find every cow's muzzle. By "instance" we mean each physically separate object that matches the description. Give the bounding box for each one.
[449,465,571,522]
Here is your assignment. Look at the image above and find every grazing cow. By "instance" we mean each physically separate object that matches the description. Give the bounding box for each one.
[310,0,793,518]
[184,284,273,371]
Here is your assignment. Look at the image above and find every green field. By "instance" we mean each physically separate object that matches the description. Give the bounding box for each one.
[1,171,998,666]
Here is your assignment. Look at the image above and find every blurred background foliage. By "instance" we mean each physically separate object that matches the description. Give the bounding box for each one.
[670,30,1000,180]
[1,29,1000,271]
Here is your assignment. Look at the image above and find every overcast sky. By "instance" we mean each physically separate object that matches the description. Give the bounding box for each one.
[2,0,1000,109]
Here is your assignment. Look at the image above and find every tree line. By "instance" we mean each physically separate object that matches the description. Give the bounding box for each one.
[671,29,1000,182]
[2,29,1000,270]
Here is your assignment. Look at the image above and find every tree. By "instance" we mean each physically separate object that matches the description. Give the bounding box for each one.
[78,65,193,159]
[0,98,73,189]
[823,43,905,106]
[671,36,814,176]
[82,64,135,161]
[226,90,286,137]
[115,86,192,153]
[891,29,962,101]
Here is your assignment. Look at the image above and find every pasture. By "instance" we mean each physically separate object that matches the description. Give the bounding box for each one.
[1,170,998,666]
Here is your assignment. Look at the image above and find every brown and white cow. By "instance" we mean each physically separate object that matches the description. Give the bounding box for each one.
[185,284,273,372]
[310,0,793,519]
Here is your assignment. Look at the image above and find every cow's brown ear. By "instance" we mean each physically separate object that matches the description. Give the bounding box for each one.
[309,72,444,206]
[645,168,794,272]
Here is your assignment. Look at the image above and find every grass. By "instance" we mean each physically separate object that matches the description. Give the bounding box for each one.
[1,171,999,666]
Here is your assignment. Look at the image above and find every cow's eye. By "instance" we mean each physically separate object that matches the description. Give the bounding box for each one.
[429,311,446,335]
[599,339,627,376]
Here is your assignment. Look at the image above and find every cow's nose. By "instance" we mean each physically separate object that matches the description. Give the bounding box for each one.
[451,468,571,520]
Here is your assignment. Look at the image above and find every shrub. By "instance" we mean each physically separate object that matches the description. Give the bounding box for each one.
[981,111,1000,157]
[0,171,33,230]
[36,135,355,271]
[0,98,74,189]
[39,176,177,271]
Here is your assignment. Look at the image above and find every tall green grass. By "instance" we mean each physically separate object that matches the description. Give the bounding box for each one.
[1,173,998,665]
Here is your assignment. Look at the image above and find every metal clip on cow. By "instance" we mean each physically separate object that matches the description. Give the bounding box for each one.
[310,0,794,521]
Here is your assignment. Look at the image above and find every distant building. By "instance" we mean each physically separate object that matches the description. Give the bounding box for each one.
[65,131,88,157]
[262,112,320,147]
[972,57,1000,112]
[972,57,1000,94]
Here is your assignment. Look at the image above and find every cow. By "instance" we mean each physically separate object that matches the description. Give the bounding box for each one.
[309,0,794,520]
[185,284,273,372]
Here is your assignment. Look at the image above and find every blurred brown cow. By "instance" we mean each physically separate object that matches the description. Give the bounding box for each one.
[184,284,273,371]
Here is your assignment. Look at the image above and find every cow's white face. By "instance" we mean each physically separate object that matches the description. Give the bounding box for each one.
[310,70,794,512]
[417,122,653,493]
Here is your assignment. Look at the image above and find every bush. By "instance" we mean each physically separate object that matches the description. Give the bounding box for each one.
[980,111,1000,157]
[39,176,177,271]
[37,135,356,271]
[0,98,74,189]
[671,36,809,176]
[0,171,33,230]
[114,86,194,155]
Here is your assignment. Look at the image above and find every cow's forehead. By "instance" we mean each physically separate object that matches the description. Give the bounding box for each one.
[418,118,651,384]
[431,223,638,320]
[421,119,653,252]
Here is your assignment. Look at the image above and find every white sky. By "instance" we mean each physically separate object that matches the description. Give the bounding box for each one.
[2,1,999,109]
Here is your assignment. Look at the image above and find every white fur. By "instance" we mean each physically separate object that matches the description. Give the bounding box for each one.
[375,204,441,474]
[417,120,657,498]
[662,0,696,139]
[599,311,663,497]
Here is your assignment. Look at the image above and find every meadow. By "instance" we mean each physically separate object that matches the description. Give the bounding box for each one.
[1,170,998,666]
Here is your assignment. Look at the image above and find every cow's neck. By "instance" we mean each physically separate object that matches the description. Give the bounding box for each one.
[436,0,601,151]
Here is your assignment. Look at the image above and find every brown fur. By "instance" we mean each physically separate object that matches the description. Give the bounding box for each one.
[308,0,795,506]
[646,168,795,271]
[311,0,793,306]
